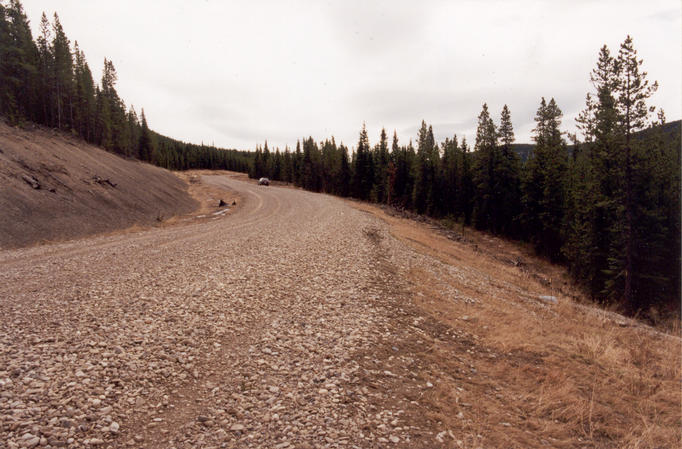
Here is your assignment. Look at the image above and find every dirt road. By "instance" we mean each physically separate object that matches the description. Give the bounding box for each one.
[0,174,433,448]
[2,173,679,449]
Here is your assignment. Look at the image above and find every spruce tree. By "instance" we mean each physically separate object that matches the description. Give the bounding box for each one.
[138,108,155,162]
[1,0,39,123]
[51,13,73,130]
[612,35,659,308]
[338,144,351,197]
[73,43,95,141]
[373,128,390,203]
[471,104,499,230]
[497,105,522,236]
[351,124,374,200]
[413,121,438,214]
[522,97,568,259]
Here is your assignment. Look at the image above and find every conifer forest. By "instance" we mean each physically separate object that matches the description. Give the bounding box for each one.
[1,0,679,316]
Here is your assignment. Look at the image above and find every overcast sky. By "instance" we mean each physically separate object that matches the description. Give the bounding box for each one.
[22,0,682,150]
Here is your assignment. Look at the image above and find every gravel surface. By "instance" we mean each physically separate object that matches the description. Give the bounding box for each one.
[0,175,440,449]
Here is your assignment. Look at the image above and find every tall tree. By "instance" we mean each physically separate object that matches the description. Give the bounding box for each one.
[0,0,39,123]
[497,105,522,236]
[138,108,155,162]
[73,43,95,141]
[522,97,568,259]
[413,121,437,214]
[51,13,73,130]
[569,45,621,298]
[471,103,499,230]
[351,123,374,200]
[373,128,390,203]
[613,35,658,308]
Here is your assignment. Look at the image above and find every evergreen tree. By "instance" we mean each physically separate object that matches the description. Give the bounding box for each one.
[439,135,460,217]
[126,105,141,156]
[0,4,10,118]
[570,37,666,311]
[471,104,499,230]
[293,140,302,187]
[282,147,293,183]
[51,13,73,130]
[413,121,438,214]
[138,108,155,162]
[351,123,374,200]
[73,43,95,141]
[338,144,351,197]
[373,128,390,203]
[522,97,568,259]
[0,0,39,123]
[497,105,522,236]
[458,137,474,224]
[569,45,621,298]
[612,35,659,308]
[35,12,52,125]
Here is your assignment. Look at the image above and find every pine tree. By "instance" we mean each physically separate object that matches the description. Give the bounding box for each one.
[459,137,474,224]
[0,4,10,118]
[73,43,95,141]
[0,0,39,123]
[571,38,664,311]
[351,123,374,200]
[373,128,390,203]
[413,121,438,214]
[51,13,73,130]
[569,45,621,298]
[471,104,499,230]
[612,35,659,308]
[522,97,568,259]
[496,105,522,236]
[293,140,303,187]
[338,144,351,197]
[138,108,155,162]
[126,105,140,156]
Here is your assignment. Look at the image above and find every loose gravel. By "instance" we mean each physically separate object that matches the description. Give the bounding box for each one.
[0,175,445,449]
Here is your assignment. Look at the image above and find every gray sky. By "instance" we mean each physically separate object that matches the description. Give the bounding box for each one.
[23,0,682,150]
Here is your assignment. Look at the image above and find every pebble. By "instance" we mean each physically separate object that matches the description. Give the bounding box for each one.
[0,179,444,448]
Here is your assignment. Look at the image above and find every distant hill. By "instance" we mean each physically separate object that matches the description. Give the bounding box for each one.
[510,144,534,161]
[511,120,680,161]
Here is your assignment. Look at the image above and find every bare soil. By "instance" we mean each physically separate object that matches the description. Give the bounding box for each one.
[0,122,197,249]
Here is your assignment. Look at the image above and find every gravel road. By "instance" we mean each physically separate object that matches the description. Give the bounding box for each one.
[0,175,438,449]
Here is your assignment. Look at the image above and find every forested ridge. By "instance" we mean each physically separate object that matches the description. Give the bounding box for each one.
[247,43,680,317]
[1,0,679,316]
[0,1,251,172]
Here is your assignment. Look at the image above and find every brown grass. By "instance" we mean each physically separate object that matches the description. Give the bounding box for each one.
[352,201,681,449]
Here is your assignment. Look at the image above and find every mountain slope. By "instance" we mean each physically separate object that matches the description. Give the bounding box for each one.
[512,119,681,161]
[0,121,198,249]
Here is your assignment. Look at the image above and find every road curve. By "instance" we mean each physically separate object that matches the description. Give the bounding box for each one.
[0,175,421,448]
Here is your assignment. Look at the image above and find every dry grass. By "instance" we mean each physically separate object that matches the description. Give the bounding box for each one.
[352,201,681,449]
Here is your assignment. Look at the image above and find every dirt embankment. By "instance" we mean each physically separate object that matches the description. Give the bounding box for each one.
[0,121,197,249]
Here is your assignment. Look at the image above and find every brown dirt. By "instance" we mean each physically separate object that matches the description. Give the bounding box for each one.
[0,121,198,249]
[350,201,681,449]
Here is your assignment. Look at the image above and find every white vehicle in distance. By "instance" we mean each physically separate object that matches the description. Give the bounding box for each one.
[258,177,270,186]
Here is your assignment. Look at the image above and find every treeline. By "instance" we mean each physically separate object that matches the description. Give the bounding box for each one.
[2,1,678,314]
[250,37,680,314]
[0,0,247,171]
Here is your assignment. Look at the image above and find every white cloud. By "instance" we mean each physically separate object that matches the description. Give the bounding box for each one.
[22,0,681,150]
